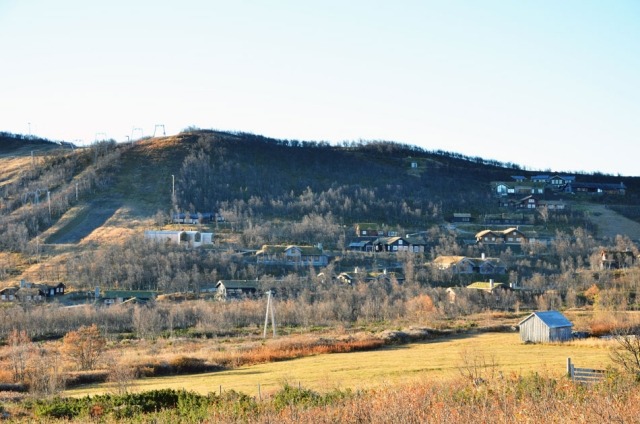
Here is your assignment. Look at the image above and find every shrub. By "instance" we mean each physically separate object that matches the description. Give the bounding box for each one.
[176,390,209,421]
[65,370,109,388]
[272,384,323,412]
[33,397,85,420]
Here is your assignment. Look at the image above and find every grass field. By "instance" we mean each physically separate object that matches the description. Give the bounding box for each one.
[65,331,615,398]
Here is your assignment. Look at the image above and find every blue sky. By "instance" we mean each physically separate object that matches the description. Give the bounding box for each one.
[1,1,638,176]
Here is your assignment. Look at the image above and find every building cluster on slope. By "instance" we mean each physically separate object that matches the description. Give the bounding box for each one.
[492,174,626,197]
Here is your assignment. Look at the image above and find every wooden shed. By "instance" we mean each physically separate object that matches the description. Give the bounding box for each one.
[518,311,573,343]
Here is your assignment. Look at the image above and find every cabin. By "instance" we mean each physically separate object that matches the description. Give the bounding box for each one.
[433,255,506,275]
[0,281,66,301]
[355,223,387,237]
[144,230,213,247]
[20,280,67,297]
[518,311,573,343]
[372,236,411,252]
[515,195,538,209]
[337,272,357,284]
[493,182,513,196]
[476,228,527,244]
[433,256,474,273]
[348,239,374,252]
[215,280,259,300]
[570,182,626,195]
[482,213,533,226]
[0,286,19,302]
[365,270,405,284]
[33,282,66,297]
[548,175,576,190]
[600,249,636,270]
[404,236,429,253]
[531,175,550,183]
[452,212,472,223]
[537,199,566,211]
[256,245,328,267]
[467,280,504,292]
[99,289,159,306]
[15,287,46,302]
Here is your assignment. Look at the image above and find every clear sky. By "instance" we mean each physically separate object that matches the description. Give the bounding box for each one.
[1,1,639,176]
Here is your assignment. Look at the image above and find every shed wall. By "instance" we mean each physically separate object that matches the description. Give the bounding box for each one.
[519,315,572,343]
[520,316,550,342]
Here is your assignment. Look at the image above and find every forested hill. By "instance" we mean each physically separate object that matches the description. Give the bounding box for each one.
[1,129,639,252]
[123,130,640,224]
[113,130,526,227]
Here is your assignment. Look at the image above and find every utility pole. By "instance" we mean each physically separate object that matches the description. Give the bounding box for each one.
[263,290,276,338]
[47,190,51,220]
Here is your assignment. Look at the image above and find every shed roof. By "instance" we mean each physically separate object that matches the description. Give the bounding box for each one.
[519,311,573,328]
[467,282,504,291]
[433,256,467,266]
[285,245,324,255]
[453,212,471,218]
[102,290,159,299]
[357,223,381,230]
[348,241,371,248]
[373,236,406,245]
[216,280,259,290]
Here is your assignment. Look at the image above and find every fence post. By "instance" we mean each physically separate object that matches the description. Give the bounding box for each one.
[567,357,573,378]
[258,384,262,401]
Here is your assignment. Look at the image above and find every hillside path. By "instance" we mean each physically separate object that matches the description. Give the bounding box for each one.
[583,203,640,241]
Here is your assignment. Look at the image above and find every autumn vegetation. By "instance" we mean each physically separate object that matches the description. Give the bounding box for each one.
[1,130,640,421]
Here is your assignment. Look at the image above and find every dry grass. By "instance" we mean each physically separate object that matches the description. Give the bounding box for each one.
[566,310,640,335]
[65,331,616,398]
[0,157,32,190]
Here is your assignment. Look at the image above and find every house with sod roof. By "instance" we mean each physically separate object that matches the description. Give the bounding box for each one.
[256,244,328,267]
[475,228,527,244]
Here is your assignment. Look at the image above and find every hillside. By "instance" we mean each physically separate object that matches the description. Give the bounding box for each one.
[1,129,640,287]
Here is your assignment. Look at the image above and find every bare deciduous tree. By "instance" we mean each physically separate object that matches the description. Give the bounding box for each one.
[610,328,640,379]
[7,329,31,383]
[61,324,106,370]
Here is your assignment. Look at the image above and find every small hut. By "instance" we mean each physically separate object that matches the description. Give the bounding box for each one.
[518,311,573,343]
